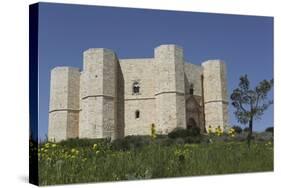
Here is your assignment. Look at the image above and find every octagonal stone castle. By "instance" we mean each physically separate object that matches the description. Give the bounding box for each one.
[48,44,228,142]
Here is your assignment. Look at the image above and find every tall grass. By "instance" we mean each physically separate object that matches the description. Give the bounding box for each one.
[38,140,273,185]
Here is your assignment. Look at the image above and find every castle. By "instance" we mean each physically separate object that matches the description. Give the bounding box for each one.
[48,44,228,142]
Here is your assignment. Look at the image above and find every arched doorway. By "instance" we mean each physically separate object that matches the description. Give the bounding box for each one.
[187,117,197,129]
[185,95,204,131]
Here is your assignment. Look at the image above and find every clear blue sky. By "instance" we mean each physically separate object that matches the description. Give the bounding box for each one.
[37,3,273,141]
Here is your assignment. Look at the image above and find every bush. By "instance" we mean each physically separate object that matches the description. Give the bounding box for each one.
[243,127,250,132]
[232,126,242,134]
[155,136,175,146]
[255,132,273,142]
[58,138,109,148]
[233,132,248,142]
[111,135,152,151]
[168,126,201,139]
[184,136,203,144]
[186,126,201,136]
[174,138,185,145]
[168,128,188,139]
[265,127,274,134]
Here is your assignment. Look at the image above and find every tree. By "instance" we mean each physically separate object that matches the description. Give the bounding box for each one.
[230,75,273,148]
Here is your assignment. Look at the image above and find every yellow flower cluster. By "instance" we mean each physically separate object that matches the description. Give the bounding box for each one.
[208,126,212,133]
[215,126,223,136]
[151,123,157,140]
[38,142,81,161]
[71,148,79,157]
[265,141,272,146]
[174,145,190,159]
[92,144,98,150]
[92,144,100,154]
[228,128,236,137]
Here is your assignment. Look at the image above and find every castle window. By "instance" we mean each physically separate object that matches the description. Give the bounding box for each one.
[135,110,140,119]
[189,83,194,95]
[132,81,140,94]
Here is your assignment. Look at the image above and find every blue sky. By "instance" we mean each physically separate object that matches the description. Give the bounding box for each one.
[37,3,273,141]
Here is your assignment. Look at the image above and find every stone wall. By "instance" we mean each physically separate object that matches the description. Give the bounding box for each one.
[79,49,117,139]
[184,63,203,96]
[119,58,156,136]
[154,45,186,133]
[48,44,228,142]
[202,60,228,132]
[48,67,80,142]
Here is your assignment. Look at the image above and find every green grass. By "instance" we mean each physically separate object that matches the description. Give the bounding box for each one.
[37,137,273,186]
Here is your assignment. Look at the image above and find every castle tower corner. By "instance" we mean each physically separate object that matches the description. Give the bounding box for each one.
[48,67,80,142]
[154,44,186,134]
[79,48,118,140]
[202,60,228,132]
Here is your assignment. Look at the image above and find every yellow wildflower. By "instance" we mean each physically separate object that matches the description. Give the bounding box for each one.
[75,150,79,155]
[45,143,50,148]
[215,126,223,136]
[151,123,157,139]
[208,126,212,133]
[93,144,98,150]
[71,148,76,153]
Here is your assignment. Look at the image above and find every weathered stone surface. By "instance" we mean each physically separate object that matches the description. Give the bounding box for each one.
[202,60,228,132]
[48,67,80,142]
[154,45,186,133]
[79,48,117,139]
[48,45,228,142]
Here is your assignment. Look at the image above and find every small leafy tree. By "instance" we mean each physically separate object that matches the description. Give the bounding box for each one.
[230,75,273,148]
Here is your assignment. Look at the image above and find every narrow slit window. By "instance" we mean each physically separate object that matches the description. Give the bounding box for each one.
[135,110,140,119]
[189,83,194,95]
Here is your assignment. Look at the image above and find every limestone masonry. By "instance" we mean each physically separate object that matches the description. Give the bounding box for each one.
[48,44,228,142]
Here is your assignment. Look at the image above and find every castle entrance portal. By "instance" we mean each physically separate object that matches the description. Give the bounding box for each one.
[187,117,197,129]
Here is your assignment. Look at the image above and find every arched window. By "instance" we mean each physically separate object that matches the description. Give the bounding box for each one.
[135,110,140,119]
[132,81,140,94]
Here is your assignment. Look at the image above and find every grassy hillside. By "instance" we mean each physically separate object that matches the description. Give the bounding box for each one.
[36,133,273,185]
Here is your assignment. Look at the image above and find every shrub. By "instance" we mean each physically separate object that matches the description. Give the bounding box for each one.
[232,126,242,134]
[174,138,185,145]
[155,136,175,146]
[111,135,151,151]
[265,127,274,134]
[255,132,273,142]
[233,132,248,142]
[168,126,201,139]
[243,127,250,132]
[58,138,109,148]
[184,136,202,144]
[186,126,201,136]
[168,128,188,139]
[212,134,230,142]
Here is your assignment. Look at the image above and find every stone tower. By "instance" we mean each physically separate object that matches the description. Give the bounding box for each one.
[48,67,80,142]
[202,60,228,132]
[154,45,186,134]
[79,48,118,139]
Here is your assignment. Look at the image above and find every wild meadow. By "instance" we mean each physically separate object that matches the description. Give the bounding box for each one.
[34,127,274,186]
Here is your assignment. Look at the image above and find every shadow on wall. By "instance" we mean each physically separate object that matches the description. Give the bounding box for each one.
[116,60,125,138]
